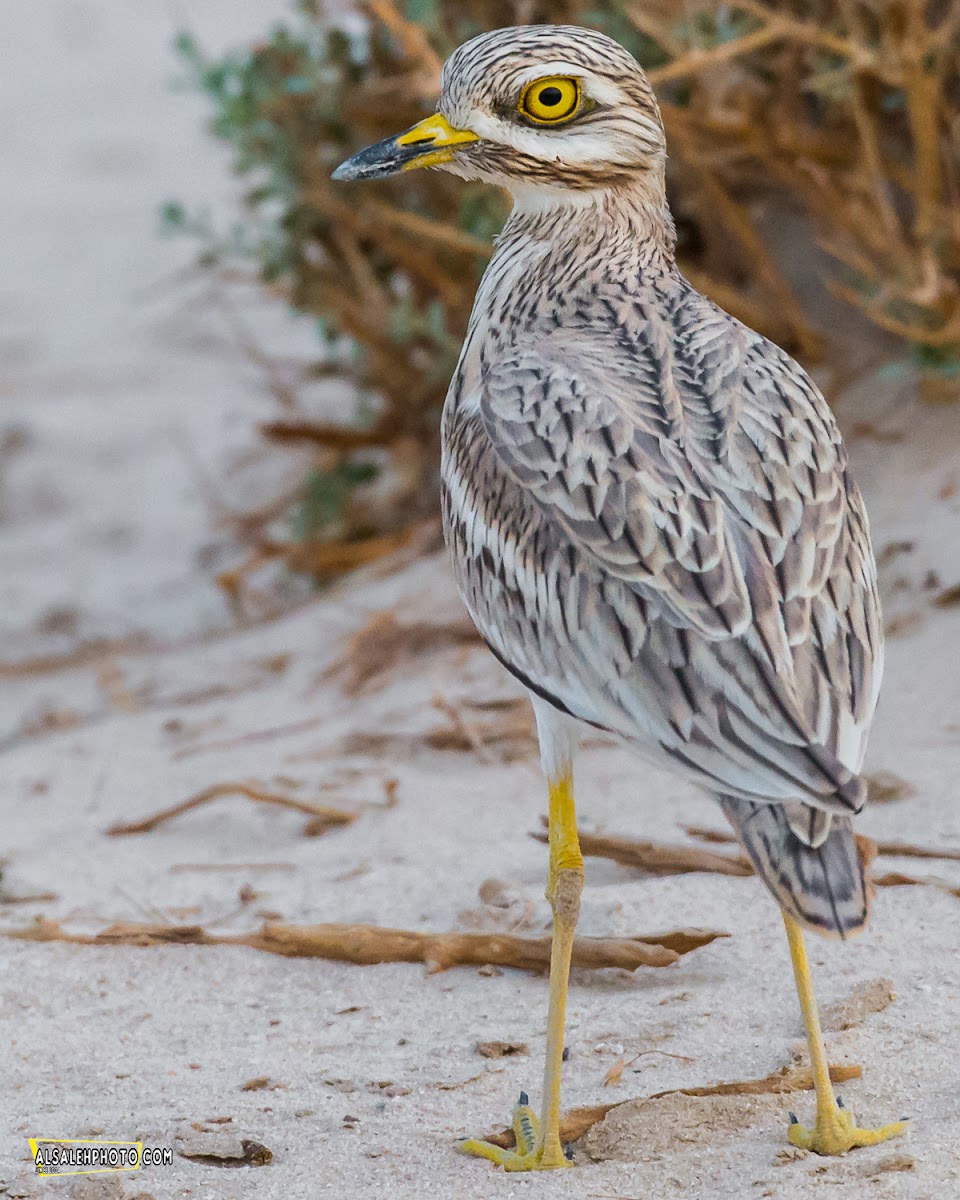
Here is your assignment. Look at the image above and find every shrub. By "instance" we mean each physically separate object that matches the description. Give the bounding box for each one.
[168,0,960,585]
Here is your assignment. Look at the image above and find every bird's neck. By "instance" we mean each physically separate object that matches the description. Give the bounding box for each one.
[498,181,677,274]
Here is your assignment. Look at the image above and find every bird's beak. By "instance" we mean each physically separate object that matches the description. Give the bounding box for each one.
[331,113,479,181]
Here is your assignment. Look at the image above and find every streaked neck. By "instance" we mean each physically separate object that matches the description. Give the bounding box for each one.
[500,179,677,270]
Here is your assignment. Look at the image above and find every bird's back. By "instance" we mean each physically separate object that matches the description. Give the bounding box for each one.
[442,218,882,935]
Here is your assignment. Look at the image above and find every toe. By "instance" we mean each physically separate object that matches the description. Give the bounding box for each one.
[849,1118,910,1149]
[786,1121,814,1150]
[511,1093,539,1157]
[786,1106,909,1155]
[458,1138,516,1167]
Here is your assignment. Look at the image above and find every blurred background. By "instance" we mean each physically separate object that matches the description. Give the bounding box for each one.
[2,2,960,1196]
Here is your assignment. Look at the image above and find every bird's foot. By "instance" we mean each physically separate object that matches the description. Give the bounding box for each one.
[787,1098,908,1155]
[459,1092,573,1171]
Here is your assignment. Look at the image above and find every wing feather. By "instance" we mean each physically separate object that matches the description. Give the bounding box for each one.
[470,282,880,815]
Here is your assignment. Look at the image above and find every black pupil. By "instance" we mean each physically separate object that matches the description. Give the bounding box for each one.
[538,86,564,108]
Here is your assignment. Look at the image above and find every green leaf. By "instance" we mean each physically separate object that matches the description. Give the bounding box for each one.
[294,461,379,539]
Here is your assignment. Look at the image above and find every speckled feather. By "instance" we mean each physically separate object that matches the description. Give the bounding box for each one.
[436,27,881,935]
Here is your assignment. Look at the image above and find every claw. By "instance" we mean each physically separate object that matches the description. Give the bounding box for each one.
[512,1095,539,1157]
[788,1112,799,1125]
[836,1096,845,1109]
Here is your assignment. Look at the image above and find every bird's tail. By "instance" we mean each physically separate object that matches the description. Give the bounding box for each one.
[718,796,873,939]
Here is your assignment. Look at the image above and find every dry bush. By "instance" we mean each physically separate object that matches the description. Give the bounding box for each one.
[168,0,960,591]
[649,0,960,355]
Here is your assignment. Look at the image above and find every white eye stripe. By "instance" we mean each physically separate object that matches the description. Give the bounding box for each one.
[574,76,626,108]
[514,60,585,85]
[465,113,644,167]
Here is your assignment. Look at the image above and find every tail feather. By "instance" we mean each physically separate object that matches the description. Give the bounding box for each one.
[719,796,871,939]
[782,801,832,849]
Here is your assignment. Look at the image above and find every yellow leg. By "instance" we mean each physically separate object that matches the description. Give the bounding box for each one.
[460,768,583,1171]
[783,913,908,1154]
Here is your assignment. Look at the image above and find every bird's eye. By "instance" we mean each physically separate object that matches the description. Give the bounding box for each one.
[518,76,581,125]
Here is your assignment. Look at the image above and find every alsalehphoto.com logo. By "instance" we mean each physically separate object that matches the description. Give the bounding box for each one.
[29,1138,172,1177]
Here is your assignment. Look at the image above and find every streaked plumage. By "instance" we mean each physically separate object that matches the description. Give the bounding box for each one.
[436,27,881,937]
[334,24,904,1165]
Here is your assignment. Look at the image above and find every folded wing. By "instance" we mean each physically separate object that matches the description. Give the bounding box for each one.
[476,289,880,818]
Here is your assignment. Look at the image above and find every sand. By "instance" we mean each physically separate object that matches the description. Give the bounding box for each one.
[2,3,960,1198]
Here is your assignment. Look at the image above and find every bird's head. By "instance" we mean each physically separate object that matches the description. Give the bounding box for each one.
[332,25,666,203]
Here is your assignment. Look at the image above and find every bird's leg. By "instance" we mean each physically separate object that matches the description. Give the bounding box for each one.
[460,704,582,1171]
[536,765,583,1165]
[782,912,908,1154]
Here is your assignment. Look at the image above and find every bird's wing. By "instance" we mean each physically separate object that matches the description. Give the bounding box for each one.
[477,297,879,810]
[478,327,757,641]
[720,331,883,774]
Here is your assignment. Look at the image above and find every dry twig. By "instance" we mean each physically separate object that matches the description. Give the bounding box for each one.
[537,820,751,877]
[648,1061,861,1100]
[324,610,481,695]
[432,694,495,763]
[428,695,536,762]
[106,783,356,838]
[275,522,434,578]
[362,0,442,92]
[872,872,960,900]
[7,918,727,974]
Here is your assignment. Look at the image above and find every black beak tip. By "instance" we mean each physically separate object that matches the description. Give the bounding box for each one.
[331,159,363,182]
[331,135,406,182]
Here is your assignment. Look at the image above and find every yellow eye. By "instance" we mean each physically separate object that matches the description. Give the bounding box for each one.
[519,76,581,125]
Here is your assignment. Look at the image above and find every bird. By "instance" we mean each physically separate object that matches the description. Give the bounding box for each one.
[333,24,907,1171]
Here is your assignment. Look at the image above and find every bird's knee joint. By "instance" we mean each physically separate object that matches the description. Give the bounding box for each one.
[551,866,584,924]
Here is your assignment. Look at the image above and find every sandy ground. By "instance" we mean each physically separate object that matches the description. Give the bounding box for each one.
[3,3,960,1199]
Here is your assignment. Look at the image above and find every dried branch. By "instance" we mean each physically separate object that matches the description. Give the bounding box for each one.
[537,820,752,877]
[432,694,496,763]
[648,22,796,86]
[7,918,728,974]
[260,420,395,451]
[277,526,428,577]
[872,872,960,900]
[648,1061,862,1100]
[864,841,960,863]
[425,697,537,763]
[171,715,328,762]
[106,783,356,837]
[687,167,819,358]
[324,610,481,695]
[727,0,879,72]
[362,0,442,92]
